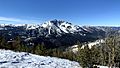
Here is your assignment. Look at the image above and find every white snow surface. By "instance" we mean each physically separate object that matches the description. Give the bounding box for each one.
[97,65,109,68]
[0,49,81,68]
[41,20,83,34]
[81,39,105,49]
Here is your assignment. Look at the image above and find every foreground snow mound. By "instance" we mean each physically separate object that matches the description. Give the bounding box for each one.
[0,49,81,68]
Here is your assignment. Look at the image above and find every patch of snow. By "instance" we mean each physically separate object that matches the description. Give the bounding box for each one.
[72,48,79,53]
[81,39,105,49]
[0,49,81,68]
[26,24,40,30]
[97,65,109,68]
[68,45,79,53]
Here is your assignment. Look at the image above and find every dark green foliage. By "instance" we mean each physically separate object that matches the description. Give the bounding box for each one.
[77,45,93,68]
[19,44,29,52]
[0,37,6,48]
[0,35,120,68]
[32,43,46,55]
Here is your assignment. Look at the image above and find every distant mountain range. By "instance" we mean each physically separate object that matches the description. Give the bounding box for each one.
[0,19,119,48]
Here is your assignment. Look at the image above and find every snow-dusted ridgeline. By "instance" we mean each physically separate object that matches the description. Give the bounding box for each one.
[0,20,103,36]
[0,49,81,68]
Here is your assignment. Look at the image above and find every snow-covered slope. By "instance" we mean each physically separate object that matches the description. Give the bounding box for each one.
[81,39,105,49]
[68,39,105,53]
[97,65,109,68]
[0,49,81,68]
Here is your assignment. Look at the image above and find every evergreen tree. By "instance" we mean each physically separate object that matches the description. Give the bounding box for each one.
[76,41,82,48]
[91,46,101,65]
[33,43,45,55]
[78,45,92,68]
[13,36,21,51]
[105,36,116,68]
[0,36,6,49]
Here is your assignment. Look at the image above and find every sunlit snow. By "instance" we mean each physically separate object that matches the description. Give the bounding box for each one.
[0,49,81,68]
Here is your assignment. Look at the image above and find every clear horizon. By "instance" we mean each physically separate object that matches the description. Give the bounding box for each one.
[0,0,120,26]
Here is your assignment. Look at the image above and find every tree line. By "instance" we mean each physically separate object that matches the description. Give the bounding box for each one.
[0,35,120,68]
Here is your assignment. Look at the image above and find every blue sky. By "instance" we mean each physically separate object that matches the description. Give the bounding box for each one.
[0,0,120,26]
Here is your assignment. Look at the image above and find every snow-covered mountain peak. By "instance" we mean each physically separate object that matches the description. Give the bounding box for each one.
[23,19,104,36]
[41,19,82,34]
[41,19,64,28]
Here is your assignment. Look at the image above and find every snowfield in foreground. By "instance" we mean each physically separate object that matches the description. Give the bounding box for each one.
[0,49,81,68]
